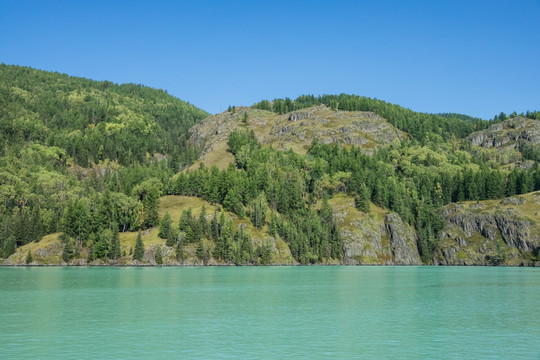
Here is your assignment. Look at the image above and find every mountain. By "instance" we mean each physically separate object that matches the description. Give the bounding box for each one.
[0,65,208,260]
[0,64,208,167]
[1,68,539,266]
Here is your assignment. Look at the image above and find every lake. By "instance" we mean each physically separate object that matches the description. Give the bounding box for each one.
[0,266,538,359]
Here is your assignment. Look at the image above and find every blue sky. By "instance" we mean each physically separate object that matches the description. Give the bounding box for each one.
[1,0,539,118]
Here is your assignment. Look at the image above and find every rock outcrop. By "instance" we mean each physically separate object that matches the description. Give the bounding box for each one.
[469,117,540,149]
[385,213,422,265]
[467,117,540,165]
[188,105,406,169]
[331,196,421,265]
[433,193,540,266]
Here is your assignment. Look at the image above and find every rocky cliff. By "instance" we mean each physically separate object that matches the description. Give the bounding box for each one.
[467,117,540,166]
[330,196,421,265]
[433,192,540,266]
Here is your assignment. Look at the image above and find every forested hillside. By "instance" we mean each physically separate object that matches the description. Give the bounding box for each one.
[0,65,208,259]
[1,67,539,266]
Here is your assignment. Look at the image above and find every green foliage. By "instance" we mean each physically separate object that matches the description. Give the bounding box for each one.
[176,238,184,262]
[94,229,112,260]
[256,241,272,265]
[1,236,17,258]
[62,239,76,263]
[227,129,259,157]
[133,232,144,261]
[25,249,33,264]
[355,183,371,213]
[253,94,492,143]
[155,246,163,265]
[490,241,508,265]
[166,228,177,247]
[172,129,540,264]
[0,64,207,256]
[110,227,121,260]
[249,193,268,229]
[0,64,207,167]
[178,208,193,232]
[132,178,162,229]
[158,212,172,239]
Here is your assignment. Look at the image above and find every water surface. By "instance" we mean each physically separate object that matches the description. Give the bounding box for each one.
[1,266,538,359]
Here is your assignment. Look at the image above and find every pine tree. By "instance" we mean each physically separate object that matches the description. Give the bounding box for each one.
[211,210,220,241]
[178,208,192,231]
[133,232,145,261]
[155,246,163,265]
[268,212,278,237]
[166,229,177,247]
[25,249,33,265]
[110,226,121,259]
[158,212,172,239]
[196,239,204,261]
[62,240,75,263]
[30,206,43,242]
[223,187,244,217]
[355,183,371,213]
[3,236,16,258]
[198,205,208,238]
[249,193,268,229]
[87,243,96,262]
[176,237,184,262]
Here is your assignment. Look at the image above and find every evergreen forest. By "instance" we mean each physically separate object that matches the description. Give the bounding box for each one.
[1,65,539,265]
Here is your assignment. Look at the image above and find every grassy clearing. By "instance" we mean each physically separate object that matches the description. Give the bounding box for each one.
[189,142,235,170]
[159,195,219,224]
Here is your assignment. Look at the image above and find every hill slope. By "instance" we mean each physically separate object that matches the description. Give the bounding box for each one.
[0,65,208,259]
[1,67,539,266]
[0,64,208,167]
[189,105,405,170]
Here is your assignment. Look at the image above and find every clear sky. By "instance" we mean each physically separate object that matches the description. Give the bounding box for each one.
[1,0,539,118]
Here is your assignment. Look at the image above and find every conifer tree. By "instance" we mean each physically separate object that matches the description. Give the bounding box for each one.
[158,212,172,239]
[133,232,145,261]
[178,208,192,231]
[3,236,16,258]
[110,226,121,259]
[176,237,184,262]
[166,229,177,247]
[355,183,371,213]
[87,243,96,262]
[211,210,220,241]
[25,249,33,265]
[196,239,204,260]
[155,246,163,265]
[62,240,75,263]
[198,205,208,237]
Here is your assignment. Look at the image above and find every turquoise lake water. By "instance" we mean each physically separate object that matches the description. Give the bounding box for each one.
[0,266,539,359]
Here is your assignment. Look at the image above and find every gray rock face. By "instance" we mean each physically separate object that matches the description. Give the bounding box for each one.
[499,197,525,205]
[434,199,540,265]
[338,205,421,265]
[468,117,540,152]
[385,213,422,265]
[443,208,535,252]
